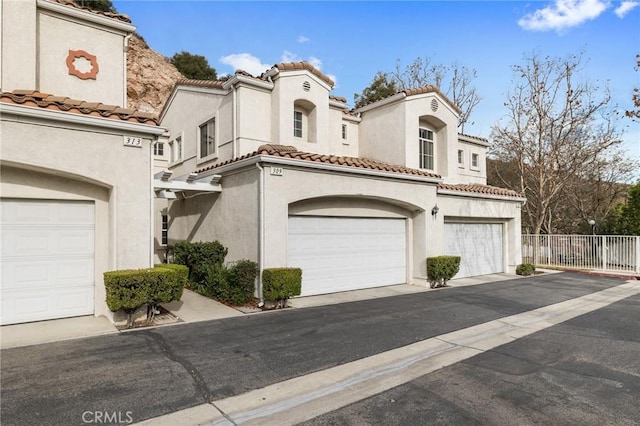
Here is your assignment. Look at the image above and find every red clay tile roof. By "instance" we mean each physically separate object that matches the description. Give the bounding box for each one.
[196,144,441,179]
[273,62,335,87]
[458,133,489,143]
[330,95,348,104]
[438,183,523,198]
[402,86,462,114]
[47,0,132,23]
[1,90,158,125]
[174,79,225,89]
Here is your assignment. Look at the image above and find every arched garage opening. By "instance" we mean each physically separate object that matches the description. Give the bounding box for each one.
[287,196,423,296]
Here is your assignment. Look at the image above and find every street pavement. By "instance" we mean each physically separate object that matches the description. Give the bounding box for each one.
[1,273,637,425]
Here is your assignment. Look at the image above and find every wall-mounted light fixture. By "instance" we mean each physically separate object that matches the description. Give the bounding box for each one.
[431,205,439,217]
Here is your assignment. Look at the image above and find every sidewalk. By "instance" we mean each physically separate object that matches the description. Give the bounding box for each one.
[1,273,524,349]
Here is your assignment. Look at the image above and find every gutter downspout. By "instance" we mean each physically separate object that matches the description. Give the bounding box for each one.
[123,33,132,108]
[256,163,265,306]
[149,135,155,267]
[232,83,237,159]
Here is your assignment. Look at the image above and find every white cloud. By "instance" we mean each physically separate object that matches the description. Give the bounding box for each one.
[219,53,270,76]
[297,35,310,43]
[308,56,322,69]
[278,51,337,86]
[615,1,639,17]
[281,50,300,63]
[518,0,610,32]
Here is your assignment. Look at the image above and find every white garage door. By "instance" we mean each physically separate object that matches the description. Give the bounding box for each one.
[288,216,406,296]
[444,223,503,279]
[1,199,95,325]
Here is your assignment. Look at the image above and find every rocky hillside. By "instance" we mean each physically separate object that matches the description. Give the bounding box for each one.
[127,34,184,114]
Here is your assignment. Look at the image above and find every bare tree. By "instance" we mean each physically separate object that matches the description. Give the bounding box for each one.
[490,52,624,235]
[390,57,481,132]
[626,54,640,120]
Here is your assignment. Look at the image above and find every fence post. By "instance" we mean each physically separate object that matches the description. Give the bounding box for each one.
[534,234,540,267]
[635,236,640,274]
[601,235,606,271]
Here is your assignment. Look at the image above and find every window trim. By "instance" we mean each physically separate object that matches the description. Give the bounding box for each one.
[419,127,435,171]
[471,152,480,170]
[198,117,217,163]
[161,214,168,246]
[457,149,465,168]
[293,110,303,138]
[154,141,164,156]
[168,133,184,166]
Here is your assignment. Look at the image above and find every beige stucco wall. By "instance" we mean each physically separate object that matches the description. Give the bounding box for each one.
[168,166,260,263]
[160,88,229,175]
[358,100,407,166]
[271,72,332,152]
[261,165,438,283]
[1,0,38,90]
[236,85,271,154]
[454,140,487,184]
[37,11,127,106]
[0,114,155,321]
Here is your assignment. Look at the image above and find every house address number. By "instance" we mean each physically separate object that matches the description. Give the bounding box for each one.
[123,136,142,148]
[270,167,284,176]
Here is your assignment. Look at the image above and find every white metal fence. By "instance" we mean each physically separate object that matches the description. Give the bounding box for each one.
[522,234,640,274]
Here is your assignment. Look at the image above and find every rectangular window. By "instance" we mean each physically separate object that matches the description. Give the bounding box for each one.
[471,153,479,169]
[342,124,347,140]
[161,214,168,246]
[154,142,164,156]
[200,118,215,158]
[294,111,303,138]
[419,128,434,170]
[457,149,464,167]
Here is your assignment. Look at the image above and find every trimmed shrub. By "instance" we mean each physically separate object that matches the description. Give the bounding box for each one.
[227,260,258,305]
[104,266,185,327]
[516,263,535,276]
[172,240,228,284]
[263,268,302,307]
[426,256,461,288]
[155,263,188,301]
[193,260,258,306]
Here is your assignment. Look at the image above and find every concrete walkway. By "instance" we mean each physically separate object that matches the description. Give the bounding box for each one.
[0,273,540,349]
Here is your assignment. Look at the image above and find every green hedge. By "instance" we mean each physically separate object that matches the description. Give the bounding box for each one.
[426,256,461,288]
[104,266,185,315]
[155,263,188,301]
[193,260,258,306]
[516,263,535,276]
[263,268,302,305]
[172,240,228,284]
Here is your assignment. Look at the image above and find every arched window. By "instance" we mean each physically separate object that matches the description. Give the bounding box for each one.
[293,99,317,143]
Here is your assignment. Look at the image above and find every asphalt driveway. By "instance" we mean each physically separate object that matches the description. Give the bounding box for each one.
[0,273,634,425]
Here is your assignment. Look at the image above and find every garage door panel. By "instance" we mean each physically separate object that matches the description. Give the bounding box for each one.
[1,199,95,325]
[2,286,94,324]
[288,216,406,296]
[444,223,503,279]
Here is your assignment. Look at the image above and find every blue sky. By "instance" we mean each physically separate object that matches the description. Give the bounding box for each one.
[113,0,640,155]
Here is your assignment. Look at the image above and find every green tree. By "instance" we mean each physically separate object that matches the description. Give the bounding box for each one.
[72,0,116,13]
[614,182,640,235]
[170,51,217,80]
[354,71,398,108]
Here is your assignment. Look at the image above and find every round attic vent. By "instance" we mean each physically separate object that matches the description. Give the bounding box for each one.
[303,81,311,91]
[431,99,439,112]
